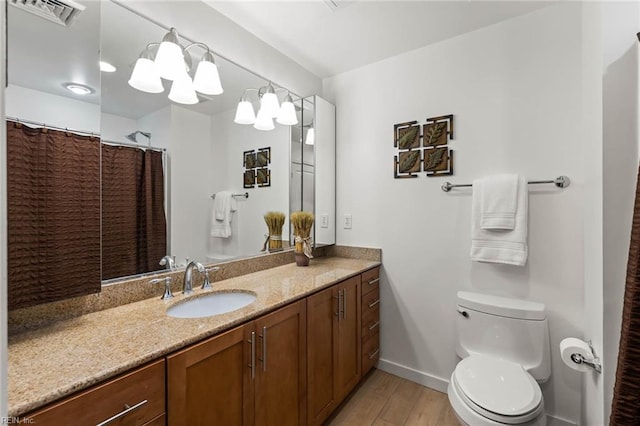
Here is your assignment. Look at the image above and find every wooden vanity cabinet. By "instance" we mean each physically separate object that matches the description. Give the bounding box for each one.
[28,359,165,426]
[307,275,361,426]
[166,300,307,426]
[361,267,381,375]
[166,324,254,425]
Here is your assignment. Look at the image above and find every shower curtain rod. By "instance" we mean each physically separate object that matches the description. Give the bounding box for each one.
[7,118,166,152]
[101,139,166,152]
[7,117,99,137]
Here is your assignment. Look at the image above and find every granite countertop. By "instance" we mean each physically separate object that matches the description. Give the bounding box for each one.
[8,256,380,417]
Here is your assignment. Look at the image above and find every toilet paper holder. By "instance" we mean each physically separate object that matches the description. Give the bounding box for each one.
[569,340,602,374]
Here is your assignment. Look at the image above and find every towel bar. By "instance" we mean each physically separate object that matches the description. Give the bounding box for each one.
[441,176,570,193]
[211,192,249,199]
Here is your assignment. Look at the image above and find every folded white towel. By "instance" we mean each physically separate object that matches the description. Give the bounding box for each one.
[480,174,519,230]
[211,191,237,238]
[471,175,528,266]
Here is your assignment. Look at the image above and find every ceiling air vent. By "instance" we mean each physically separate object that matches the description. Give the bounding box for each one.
[9,0,85,27]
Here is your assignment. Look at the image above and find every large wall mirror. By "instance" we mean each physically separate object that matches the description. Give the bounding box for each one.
[6,0,335,310]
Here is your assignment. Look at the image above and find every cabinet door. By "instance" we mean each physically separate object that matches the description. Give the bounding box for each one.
[167,324,254,426]
[336,275,362,400]
[254,299,307,426]
[307,286,339,425]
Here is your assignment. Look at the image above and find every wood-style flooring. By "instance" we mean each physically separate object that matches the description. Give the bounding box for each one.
[326,369,459,426]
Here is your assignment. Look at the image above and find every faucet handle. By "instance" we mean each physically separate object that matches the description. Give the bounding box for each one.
[201,267,220,290]
[150,276,174,300]
[159,255,176,270]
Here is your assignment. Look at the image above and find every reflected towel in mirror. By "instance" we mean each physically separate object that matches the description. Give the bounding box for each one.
[211,190,237,238]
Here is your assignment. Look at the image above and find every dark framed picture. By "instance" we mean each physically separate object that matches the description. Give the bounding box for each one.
[243,170,255,188]
[256,168,271,187]
[244,151,256,169]
[256,147,271,167]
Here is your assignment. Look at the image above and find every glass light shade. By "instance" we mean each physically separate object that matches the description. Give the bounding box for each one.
[154,34,185,81]
[168,72,198,105]
[254,106,275,131]
[276,100,298,125]
[193,54,223,95]
[128,57,164,93]
[305,127,315,145]
[261,92,280,118]
[234,100,256,124]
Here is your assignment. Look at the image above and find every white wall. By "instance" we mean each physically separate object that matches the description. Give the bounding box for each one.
[5,85,100,132]
[581,3,605,425]
[100,112,137,143]
[210,107,290,258]
[324,3,590,423]
[602,1,640,423]
[169,105,213,264]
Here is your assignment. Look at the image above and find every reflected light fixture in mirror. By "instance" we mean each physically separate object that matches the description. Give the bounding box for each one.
[128,27,223,104]
[305,123,315,145]
[234,83,298,130]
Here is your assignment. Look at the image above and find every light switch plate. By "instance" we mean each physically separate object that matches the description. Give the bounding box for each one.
[320,214,329,228]
[344,214,352,229]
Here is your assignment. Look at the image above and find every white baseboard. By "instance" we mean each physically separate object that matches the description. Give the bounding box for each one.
[376,358,578,426]
[546,415,577,426]
[377,358,450,393]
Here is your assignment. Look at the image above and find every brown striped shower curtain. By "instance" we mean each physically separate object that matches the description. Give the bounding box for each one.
[611,167,640,424]
[7,122,101,309]
[7,121,167,309]
[101,145,167,280]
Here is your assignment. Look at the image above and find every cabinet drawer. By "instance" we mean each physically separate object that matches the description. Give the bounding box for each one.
[362,332,380,375]
[362,287,380,316]
[362,305,380,341]
[361,268,380,296]
[29,359,165,425]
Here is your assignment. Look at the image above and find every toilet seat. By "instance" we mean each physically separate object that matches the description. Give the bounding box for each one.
[452,354,544,424]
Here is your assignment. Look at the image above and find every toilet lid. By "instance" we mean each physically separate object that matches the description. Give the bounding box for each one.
[454,354,542,419]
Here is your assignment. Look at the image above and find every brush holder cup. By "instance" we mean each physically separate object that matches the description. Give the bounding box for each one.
[294,252,309,266]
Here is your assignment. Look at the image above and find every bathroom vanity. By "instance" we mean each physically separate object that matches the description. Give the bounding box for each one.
[8,257,381,425]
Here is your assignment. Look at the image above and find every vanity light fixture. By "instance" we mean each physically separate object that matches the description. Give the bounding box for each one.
[234,84,298,131]
[63,82,94,95]
[128,27,223,105]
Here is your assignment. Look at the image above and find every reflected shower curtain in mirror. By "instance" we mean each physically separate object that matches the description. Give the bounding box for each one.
[7,122,101,309]
[101,145,167,280]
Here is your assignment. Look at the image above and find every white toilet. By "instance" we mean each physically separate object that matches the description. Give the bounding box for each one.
[447,291,551,426]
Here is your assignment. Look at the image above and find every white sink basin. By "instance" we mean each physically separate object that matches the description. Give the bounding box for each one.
[167,291,257,319]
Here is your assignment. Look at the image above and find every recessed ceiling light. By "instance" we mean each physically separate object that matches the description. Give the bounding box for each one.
[100,61,116,73]
[63,83,94,95]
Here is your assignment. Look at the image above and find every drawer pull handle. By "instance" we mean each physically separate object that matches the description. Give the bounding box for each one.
[96,399,147,426]
[368,320,380,331]
[368,299,380,308]
[248,331,256,379]
[368,348,380,359]
[368,277,380,285]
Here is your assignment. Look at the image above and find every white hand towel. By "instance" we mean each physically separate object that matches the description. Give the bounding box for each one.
[480,174,519,230]
[471,175,528,266]
[211,191,238,238]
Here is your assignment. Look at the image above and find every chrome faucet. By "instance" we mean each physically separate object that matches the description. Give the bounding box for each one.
[183,261,205,294]
[159,255,176,270]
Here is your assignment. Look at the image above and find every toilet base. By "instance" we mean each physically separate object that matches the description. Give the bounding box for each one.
[447,381,546,426]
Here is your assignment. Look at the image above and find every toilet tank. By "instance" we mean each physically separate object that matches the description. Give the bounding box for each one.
[455,291,551,382]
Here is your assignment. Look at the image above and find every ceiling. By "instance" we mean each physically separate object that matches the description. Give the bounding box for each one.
[7,0,556,122]
[203,0,556,78]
